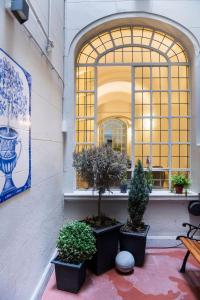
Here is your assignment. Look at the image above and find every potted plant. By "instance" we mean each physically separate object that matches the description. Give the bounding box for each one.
[73,145,127,274]
[120,160,150,267]
[120,175,128,193]
[171,173,191,194]
[52,221,96,293]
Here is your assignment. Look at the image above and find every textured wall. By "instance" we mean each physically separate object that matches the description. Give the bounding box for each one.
[0,1,64,299]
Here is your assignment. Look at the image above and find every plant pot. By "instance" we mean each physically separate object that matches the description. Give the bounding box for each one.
[175,185,184,194]
[120,184,128,193]
[120,225,150,267]
[88,222,122,275]
[51,257,86,293]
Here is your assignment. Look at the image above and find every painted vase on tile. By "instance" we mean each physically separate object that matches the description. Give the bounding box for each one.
[0,126,21,195]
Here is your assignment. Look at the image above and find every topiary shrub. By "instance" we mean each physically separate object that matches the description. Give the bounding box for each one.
[126,160,149,231]
[73,146,127,223]
[57,221,96,263]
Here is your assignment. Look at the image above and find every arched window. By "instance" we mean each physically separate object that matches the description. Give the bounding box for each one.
[76,26,190,189]
[99,118,127,153]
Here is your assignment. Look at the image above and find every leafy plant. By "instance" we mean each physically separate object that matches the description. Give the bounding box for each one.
[0,57,28,132]
[125,160,149,231]
[57,221,96,264]
[171,173,191,188]
[73,146,127,221]
[121,174,128,185]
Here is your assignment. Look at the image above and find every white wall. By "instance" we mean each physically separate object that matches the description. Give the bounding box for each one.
[64,0,200,192]
[64,197,200,246]
[0,1,64,300]
[63,0,200,243]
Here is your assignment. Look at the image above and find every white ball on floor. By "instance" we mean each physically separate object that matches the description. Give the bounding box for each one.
[115,251,135,273]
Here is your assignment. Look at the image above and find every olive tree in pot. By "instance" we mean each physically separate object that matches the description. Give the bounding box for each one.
[120,160,150,267]
[52,221,96,293]
[73,145,127,275]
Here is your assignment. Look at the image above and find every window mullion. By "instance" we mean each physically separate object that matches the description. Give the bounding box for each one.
[94,66,97,145]
[131,66,135,175]
[150,66,153,168]
[168,65,172,190]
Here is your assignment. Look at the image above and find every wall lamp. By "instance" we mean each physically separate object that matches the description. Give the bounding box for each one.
[5,0,29,24]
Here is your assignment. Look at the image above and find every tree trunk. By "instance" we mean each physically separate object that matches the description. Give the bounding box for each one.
[98,190,102,218]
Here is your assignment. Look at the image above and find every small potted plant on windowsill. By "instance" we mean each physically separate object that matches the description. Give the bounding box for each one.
[52,221,96,293]
[120,175,128,193]
[120,160,150,267]
[171,173,191,194]
[73,145,127,275]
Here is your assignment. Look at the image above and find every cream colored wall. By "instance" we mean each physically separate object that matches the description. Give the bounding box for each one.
[0,1,64,300]
[64,1,200,193]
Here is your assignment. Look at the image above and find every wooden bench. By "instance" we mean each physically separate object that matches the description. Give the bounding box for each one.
[176,222,200,273]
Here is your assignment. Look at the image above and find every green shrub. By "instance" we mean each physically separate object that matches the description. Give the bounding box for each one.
[171,173,191,188]
[127,160,149,231]
[57,221,96,263]
[121,174,128,185]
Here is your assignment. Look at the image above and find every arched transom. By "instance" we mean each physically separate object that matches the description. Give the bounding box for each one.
[77,26,188,64]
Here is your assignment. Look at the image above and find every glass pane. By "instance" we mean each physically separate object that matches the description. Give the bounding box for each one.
[76,119,94,143]
[76,93,94,117]
[76,67,95,91]
[152,171,169,189]
[172,78,179,90]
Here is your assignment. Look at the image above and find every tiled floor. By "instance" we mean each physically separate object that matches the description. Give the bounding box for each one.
[42,249,200,300]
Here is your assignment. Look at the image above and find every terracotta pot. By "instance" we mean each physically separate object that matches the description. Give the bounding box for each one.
[175,185,184,194]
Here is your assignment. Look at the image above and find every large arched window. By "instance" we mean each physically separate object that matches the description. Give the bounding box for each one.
[76,26,190,189]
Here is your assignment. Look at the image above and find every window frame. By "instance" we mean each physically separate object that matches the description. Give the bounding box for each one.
[75,26,191,190]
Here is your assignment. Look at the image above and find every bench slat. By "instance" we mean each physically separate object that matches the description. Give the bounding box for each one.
[180,237,200,264]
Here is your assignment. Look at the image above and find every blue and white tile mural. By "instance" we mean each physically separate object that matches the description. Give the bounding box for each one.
[0,48,31,203]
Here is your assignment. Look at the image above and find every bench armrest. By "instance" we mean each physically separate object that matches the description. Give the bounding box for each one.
[182,222,200,238]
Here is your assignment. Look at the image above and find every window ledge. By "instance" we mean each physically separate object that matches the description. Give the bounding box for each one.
[64,190,199,202]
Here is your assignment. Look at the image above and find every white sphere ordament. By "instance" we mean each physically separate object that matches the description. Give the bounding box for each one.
[115,251,135,273]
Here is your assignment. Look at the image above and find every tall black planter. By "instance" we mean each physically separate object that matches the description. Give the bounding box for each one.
[52,257,86,293]
[88,222,122,275]
[120,225,150,267]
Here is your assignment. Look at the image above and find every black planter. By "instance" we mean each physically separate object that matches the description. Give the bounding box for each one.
[120,225,150,267]
[51,257,86,293]
[88,222,122,275]
[120,184,128,193]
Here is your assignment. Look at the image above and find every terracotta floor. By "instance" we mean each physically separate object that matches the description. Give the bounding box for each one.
[42,249,200,300]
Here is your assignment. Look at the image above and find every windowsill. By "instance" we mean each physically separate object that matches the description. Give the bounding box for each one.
[64,190,199,202]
